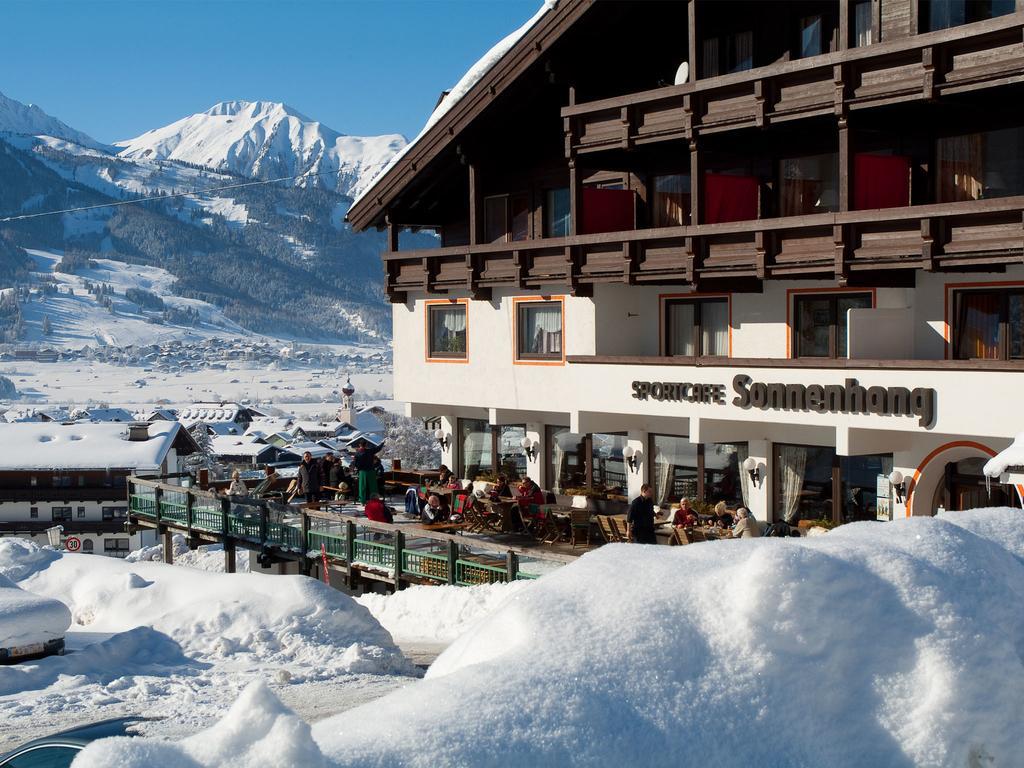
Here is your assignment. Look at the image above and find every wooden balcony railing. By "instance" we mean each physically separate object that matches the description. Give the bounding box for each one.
[561,14,1024,152]
[382,195,1024,300]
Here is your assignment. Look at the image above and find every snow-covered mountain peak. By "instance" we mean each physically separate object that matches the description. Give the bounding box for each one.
[0,90,106,151]
[116,100,406,198]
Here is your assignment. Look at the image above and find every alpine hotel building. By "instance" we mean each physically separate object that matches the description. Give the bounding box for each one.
[349,0,1024,525]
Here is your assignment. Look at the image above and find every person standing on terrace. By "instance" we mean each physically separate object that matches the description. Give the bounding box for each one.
[627,484,657,545]
[352,440,384,504]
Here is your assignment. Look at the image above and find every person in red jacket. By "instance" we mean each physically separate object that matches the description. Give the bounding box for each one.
[516,477,545,507]
[364,494,393,524]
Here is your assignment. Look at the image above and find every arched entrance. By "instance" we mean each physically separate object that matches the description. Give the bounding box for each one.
[907,441,1023,516]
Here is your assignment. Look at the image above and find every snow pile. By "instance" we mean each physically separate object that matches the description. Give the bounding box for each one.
[351,1,556,207]
[8,542,413,680]
[356,580,533,644]
[938,505,1024,559]
[126,533,251,574]
[73,681,326,768]
[983,432,1024,478]
[0,573,71,649]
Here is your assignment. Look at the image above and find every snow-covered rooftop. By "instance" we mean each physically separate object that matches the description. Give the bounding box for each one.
[210,436,275,458]
[0,421,185,470]
[984,432,1024,478]
[178,403,243,423]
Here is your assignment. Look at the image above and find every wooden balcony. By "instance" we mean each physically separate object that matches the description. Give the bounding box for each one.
[382,195,1024,300]
[561,14,1024,152]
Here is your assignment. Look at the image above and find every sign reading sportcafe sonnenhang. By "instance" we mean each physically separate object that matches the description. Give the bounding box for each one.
[631,375,936,429]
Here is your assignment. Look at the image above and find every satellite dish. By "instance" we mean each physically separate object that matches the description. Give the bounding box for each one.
[674,61,690,86]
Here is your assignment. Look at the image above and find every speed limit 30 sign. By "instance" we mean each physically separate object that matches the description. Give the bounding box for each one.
[64,536,82,552]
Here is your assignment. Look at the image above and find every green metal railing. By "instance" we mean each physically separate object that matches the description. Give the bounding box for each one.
[127,477,572,588]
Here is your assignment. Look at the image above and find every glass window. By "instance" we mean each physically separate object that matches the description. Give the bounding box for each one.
[510,194,530,241]
[427,303,467,359]
[936,127,1024,203]
[30,507,38,519]
[780,153,839,216]
[953,289,1024,360]
[496,425,527,480]
[651,174,691,228]
[516,301,563,361]
[729,31,753,73]
[854,0,874,46]
[840,454,893,523]
[705,442,749,508]
[666,298,729,356]
[545,188,571,237]
[76,507,86,518]
[51,507,72,522]
[103,538,130,557]
[102,506,128,521]
[775,443,836,523]
[591,433,627,495]
[484,195,508,243]
[82,539,94,553]
[923,0,1014,31]
[457,418,492,480]
[799,15,823,58]
[652,435,698,505]
[794,293,871,358]
[548,426,585,493]
[702,37,720,78]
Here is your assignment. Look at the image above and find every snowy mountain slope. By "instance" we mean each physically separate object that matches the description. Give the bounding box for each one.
[22,249,254,347]
[116,101,406,199]
[0,90,107,151]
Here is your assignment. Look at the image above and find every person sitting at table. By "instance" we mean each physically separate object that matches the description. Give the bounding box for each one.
[226,469,248,497]
[712,501,734,529]
[490,473,512,500]
[732,507,761,538]
[672,498,699,528]
[516,476,544,508]
[437,465,454,487]
[626,483,657,545]
[364,494,393,525]
[421,493,449,524]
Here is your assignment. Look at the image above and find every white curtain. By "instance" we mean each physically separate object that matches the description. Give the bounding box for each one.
[701,301,729,356]
[669,303,694,356]
[441,308,466,333]
[526,305,562,355]
[655,450,673,505]
[778,445,808,522]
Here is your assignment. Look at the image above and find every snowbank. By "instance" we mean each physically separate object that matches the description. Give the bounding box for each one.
[8,542,413,680]
[356,580,533,644]
[0,572,71,649]
[937,505,1024,559]
[73,681,326,768]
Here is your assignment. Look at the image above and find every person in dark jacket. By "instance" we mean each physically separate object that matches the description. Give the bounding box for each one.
[297,451,321,504]
[319,453,335,488]
[490,473,512,499]
[328,458,349,499]
[626,483,657,544]
[352,440,384,504]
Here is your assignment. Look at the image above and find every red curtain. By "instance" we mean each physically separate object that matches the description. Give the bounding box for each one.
[704,173,759,224]
[581,188,636,234]
[854,153,911,210]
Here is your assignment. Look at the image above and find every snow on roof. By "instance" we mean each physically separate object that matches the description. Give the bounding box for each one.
[74,407,136,423]
[0,421,184,470]
[210,436,274,458]
[292,420,345,435]
[984,432,1024,478]
[350,1,556,209]
[178,403,242,423]
[245,417,293,437]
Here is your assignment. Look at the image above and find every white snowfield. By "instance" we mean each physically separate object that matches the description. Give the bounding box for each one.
[0,90,107,151]
[73,507,1024,768]
[115,101,406,199]
[0,573,71,649]
[23,249,252,348]
[0,537,417,749]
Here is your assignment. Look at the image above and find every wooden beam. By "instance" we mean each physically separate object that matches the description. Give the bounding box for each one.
[838,0,850,51]
[569,159,581,236]
[689,138,703,226]
[468,162,482,246]
[687,0,698,82]
[838,117,852,213]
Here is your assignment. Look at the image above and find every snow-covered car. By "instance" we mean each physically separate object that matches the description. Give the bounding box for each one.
[0,718,148,767]
[0,575,71,664]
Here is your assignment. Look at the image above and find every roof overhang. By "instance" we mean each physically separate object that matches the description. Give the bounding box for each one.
[346,0,592,232]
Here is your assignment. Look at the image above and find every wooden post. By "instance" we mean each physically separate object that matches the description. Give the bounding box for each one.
[468,162,481,246]
[569,159,581,236]
[259,503,268,548]
[154,486,164,526]
[832,453,842,526]
[220,496,231,537]
[224,538,236,574]
[299,511,311,577]
[345,520,358,590]
[687,0,698,82]
[505,550,519,582]
[447,540,459,585]
[584,433,594,489]
[162,529,174,564]
[838,117,852,213]
[394,530,406,590]
[386,216,399,254]
[689,138,703,226]
[838,0,850,51]
[185,490,193,535]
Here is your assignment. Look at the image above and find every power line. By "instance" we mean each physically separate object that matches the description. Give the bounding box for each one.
[0,169,336,223]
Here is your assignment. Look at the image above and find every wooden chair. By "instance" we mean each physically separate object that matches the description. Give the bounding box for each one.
[608,516,629,543]
[538,507,569,545]
[475,499,506,534]
[596,515,617,543]
[669,527,691,546]
[570,509,591,548]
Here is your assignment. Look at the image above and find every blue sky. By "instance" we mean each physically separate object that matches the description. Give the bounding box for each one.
[0,0,538,143]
